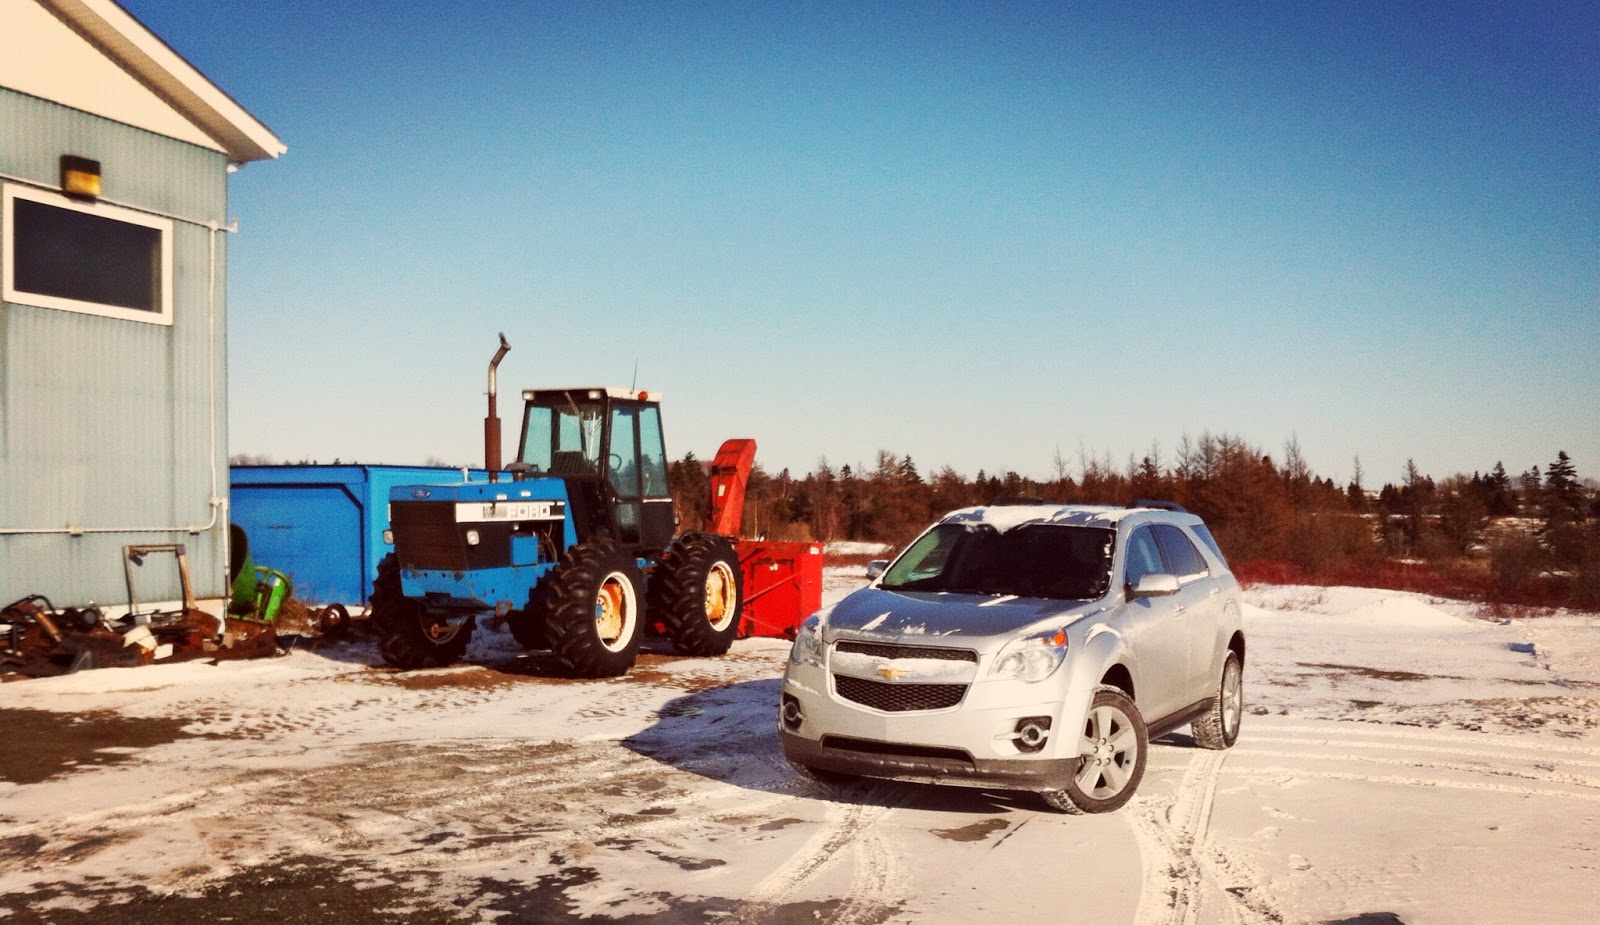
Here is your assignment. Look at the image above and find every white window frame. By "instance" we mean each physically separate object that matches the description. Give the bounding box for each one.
[2,183,175,326]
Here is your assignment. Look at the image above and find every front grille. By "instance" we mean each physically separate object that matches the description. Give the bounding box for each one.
[835,640,976,662]
[834,675,967,712]
[391,501,465,571]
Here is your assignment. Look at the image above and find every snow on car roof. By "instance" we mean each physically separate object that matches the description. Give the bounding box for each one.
[939,503,1144,532]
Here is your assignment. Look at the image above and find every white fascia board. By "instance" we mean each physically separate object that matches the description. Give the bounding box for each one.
[41,0,286,162]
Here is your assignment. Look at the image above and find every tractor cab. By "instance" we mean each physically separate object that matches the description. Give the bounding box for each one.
[512,388,675,556]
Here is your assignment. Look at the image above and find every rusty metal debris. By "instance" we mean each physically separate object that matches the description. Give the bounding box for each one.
[2,543,278,680]
[0,594,278,681]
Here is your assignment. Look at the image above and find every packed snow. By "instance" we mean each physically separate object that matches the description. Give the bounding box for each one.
[1,573,1597,924]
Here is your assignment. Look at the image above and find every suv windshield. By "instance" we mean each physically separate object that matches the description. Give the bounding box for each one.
[880,523,1114,600]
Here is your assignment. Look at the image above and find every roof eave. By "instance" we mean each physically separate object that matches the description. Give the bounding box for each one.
[41,0,286,162]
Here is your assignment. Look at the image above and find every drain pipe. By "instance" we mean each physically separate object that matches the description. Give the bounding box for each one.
[485,333,511,482]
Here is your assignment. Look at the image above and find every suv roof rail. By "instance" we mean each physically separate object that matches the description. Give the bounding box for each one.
[1130,499,1189,513]
[989,496,1047,506]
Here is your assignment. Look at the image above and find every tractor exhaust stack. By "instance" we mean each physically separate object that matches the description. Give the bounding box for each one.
[485,333,511,482]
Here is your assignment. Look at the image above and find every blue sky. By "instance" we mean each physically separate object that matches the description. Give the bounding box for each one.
[124,1,1598,487]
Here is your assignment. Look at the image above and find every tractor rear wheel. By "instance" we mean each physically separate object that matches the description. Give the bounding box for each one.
[651,533,743,657]
[371,554,474,669]
[533,541,645,677]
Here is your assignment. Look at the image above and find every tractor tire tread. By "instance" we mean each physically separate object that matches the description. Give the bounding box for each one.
[650,533,743,657]
[533,541,644,678]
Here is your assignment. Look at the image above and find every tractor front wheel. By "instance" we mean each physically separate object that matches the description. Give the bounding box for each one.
[371,554,475,669]
[651,533,743,657]
[533,542,645,677]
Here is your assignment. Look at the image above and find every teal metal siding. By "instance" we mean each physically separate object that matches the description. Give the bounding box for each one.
[1,88,234,610]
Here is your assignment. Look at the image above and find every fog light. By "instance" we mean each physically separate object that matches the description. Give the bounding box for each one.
[465,529,480,546]
[780,694,805,731]
[1014,716,1052,753]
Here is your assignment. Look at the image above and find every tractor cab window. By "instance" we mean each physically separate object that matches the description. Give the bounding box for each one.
[638,405,668,498]
[521,396,605,475]
[608,405,640,496]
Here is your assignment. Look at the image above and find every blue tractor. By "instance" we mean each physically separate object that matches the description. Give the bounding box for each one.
[370,336,743,677]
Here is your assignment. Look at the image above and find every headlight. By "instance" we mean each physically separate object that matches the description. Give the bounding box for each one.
[789,614,824,668]
[990,627,1069,682]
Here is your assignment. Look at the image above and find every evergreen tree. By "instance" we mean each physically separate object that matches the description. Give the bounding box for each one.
[1485,462,1515,515]
[1543,451,1587,567]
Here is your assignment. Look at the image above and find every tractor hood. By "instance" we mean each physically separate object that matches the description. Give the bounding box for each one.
[823,587,1098,647]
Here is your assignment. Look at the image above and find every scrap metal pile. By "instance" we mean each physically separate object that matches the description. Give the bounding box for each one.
[1,595,279,682]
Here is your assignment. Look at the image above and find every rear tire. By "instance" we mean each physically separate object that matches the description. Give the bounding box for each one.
[651,533,743,657]
[1040,686,1147,814]
[1192,651,1243,750]
[533,541,645,677]
[371,554,474,669]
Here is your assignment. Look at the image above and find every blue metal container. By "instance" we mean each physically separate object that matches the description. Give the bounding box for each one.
[230,465,484,608]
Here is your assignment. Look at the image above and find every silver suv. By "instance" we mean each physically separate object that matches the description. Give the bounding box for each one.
[779,501,1245,813]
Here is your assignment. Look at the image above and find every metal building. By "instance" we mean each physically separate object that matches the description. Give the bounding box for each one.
[1,0,284,615]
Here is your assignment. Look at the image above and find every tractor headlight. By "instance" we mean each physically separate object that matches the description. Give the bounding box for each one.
[790,614,824,668]
[991,627,1070,682]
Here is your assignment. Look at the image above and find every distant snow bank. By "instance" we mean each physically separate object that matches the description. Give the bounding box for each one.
[825,541,893,557]
[1242,583,1486,626]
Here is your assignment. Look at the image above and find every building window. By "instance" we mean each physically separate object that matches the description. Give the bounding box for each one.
[2,184,173,325]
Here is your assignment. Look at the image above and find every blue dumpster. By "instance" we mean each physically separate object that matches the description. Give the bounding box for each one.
[230,465,484,608]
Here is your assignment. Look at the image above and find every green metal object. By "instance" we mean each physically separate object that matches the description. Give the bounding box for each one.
[247,566,292,623]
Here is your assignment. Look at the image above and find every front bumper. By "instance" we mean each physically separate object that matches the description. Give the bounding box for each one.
[779,663,1096,793]
[779,728,1079,791]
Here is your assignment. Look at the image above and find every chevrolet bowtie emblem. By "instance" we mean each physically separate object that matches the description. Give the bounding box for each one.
[876,666,909,681]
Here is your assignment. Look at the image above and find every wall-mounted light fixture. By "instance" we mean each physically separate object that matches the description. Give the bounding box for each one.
[60,155,102,201]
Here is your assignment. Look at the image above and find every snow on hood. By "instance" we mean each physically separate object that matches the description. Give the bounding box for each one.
[823,587,1093,643]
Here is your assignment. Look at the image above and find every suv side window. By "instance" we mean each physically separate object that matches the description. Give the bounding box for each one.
[1123,527,1164,587]
[1152,524,1209,581]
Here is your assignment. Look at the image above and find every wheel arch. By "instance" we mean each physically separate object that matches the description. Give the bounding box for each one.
[1099,662,1135,700]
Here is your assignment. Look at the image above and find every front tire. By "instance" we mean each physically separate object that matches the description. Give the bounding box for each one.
[1041,686,1148,814]
[1192,651,1243,750]
[371,554,475,669]
[533,542,645,677]
[651,533,743,656]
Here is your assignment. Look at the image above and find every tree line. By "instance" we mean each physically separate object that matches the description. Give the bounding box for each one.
[669,435,1600,609]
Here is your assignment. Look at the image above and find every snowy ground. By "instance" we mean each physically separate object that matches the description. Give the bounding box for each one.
[2,572,1598,924]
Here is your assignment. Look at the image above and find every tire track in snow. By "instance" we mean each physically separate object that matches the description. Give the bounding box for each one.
[1237,747,1600,792]
[1261,721,1600,756]
[1246,733,1600,771]
[1132,748,1280,925]
[735,783,906,922]
[1226,765,1600,803]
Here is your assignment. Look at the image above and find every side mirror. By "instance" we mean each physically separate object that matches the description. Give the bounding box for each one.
[1129,573,1180,597]
[865,559,889,580]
